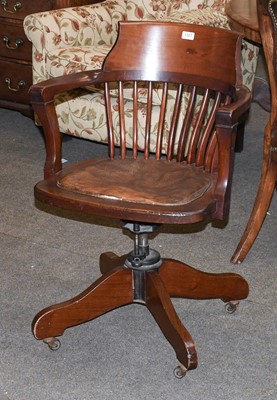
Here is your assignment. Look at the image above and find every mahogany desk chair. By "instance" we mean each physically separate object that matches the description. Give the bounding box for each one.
[231,0,277,263]
[30,21,250,377]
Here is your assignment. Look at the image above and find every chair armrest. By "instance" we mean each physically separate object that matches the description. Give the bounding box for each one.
[29,70,101,104]
[213,86,252,220]
[23,0,126,83]
[216,87,252,126]
[29,70,101,178]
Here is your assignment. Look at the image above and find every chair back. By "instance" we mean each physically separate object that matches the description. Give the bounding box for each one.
[103,21,242,90]
[96,22,243,170]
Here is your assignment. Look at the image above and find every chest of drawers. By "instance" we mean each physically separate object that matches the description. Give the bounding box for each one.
[0,0,100,117]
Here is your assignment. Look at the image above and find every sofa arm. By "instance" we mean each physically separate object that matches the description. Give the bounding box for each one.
[23,0,126,83]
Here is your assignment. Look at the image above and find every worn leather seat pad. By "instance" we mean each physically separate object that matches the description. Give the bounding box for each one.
[58,157,214,206]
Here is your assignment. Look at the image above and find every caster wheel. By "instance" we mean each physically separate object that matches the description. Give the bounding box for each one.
[225,301,239,314]
[173,364,187,379]
[43,337,61,351]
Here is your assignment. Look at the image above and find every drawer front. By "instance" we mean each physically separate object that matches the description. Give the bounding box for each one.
[0,59,32,103]
[0,21,31,61]
[0,1,53,20]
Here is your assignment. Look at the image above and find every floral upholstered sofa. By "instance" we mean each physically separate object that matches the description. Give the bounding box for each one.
[23,0,259,147]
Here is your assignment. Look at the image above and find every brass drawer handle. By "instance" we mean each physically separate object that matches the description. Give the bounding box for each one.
[4,77,26,92]
[2,35,24,50]
[1,0,21,14]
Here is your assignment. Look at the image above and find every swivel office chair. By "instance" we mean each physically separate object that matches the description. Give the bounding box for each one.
[30,21,250,377]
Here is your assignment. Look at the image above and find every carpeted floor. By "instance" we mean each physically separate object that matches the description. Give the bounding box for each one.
[0,55,276,399]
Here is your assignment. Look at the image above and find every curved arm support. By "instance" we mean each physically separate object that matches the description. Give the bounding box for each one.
[216,87,252,127]
[30,70,101,178]
[29,70,101,104]
[213,87,252,220]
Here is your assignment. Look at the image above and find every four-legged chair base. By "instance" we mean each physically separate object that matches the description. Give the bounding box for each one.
[32,252,249,375]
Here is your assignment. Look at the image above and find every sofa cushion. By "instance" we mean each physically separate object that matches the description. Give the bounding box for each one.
[164,9,229,29]
[46,45,111,78]
[125,0,229,21]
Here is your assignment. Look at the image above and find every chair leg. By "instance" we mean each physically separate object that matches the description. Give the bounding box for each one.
[159,259,249,302]
[32,266,133,340]
[99,251,128,274]
[145,271,198,372]
[231,158,277,263]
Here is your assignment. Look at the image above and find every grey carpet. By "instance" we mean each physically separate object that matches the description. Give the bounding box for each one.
[0,54,276,399]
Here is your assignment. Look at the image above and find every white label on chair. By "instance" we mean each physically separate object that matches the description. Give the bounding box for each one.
[181,31,195,40]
